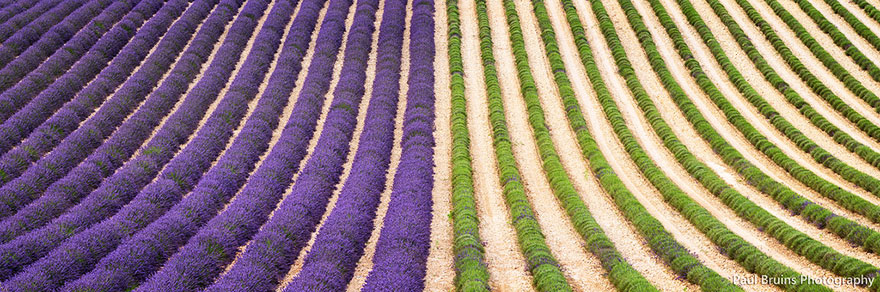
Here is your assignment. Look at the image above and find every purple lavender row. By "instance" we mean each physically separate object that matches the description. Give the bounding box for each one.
[0,0,60,44]
[0,0,277,289]
[0,0,40,27]
[0,0,115,116]
[0,0,97,72]
[206,0,379,290]
[0,0,251,282]
[0,0,182,218]
[61,2,319,290]
[0,1,136,123]
[0,0,168,184]
[361,0,435,289]
[283,0,405,290]
[126,0,349,289]
[0,0,223,244]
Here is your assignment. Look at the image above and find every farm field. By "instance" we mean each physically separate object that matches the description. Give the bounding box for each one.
[4,0,880,290]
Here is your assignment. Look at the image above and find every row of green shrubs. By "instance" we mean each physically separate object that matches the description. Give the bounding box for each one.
[727,0,880,194]
[815,0,880,93]
[850,0,880,28]
[762,0,880,110]
[695,0,880,251]
[473,0,572,289]
[638,0,880,287]
[522,0,741,290]
[446,0,491,290]
[552,0,832,290]
[493,0,664,290]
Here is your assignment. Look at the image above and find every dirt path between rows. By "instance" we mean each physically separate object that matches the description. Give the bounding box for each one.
[423,0,455,287]
[507,0,695,290]
[714,0,880,152]
[451,0,534,289]
[347,2,410,290]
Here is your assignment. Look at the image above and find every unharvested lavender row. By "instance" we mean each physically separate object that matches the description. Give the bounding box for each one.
[2,1,153,128]
[0,0,93,71]
[60,1,310,290]
[0,0,182,184]
[0,0,183,218]
[0,0,223,243]
[0,1,292,290]
[206,0,379,289]
[0,0,41,25]
[130,0,350,289]
[361,0,434,289]
[0,0,257,282]
[284,0,405,289]
[0,0,60,44]
[0,0,135,120]
[0,0,111,95]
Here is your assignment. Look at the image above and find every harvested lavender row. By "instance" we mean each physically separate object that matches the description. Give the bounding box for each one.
[0,0,94,70]
[61,3,323,290]
[0,0,136,114]
[206,0,380,289]
[0,0,61,43]
[0,0,114,113]
[0,0,185,217]
[0,0,41,25]
[0,0,258,281]
[0,0,223,244]
[361,0,434,289]
[283,0,405,290]
[0,0,181,179]
[0,0,163,135]
[0,2,291,289]
[131,0,353,289]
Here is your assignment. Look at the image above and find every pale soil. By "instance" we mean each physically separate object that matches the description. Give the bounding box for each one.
[221,0,353,276]
[803,0,880,69]
[278,0,384,287]
[593,0,869,286]
[452,0,534,290]
[548,0,779,289]
[662,0,880,279]
[495,0,690,289]
[742,0,880,137]
[714,0,880,152]
[690,0,880,225]
[134,0,236,161]
[423,0,455,287]
[346,3,410,289]
[834,0,880,39]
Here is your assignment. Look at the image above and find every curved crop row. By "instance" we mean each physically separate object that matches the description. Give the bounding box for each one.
[0,0,258,282]
[0,0,114,154]
[609,0,880,286]
[0,0,61,45]
[0,0,134,178]
[0,0,185,189]
[527,0,740,290]
[457,0,572,290]
[0,0,133,123]
[693,0,880,253]
[0,0,93,71]
[0,0,239,245]
[58,1,302,290]
[204,0,379,289]
[0,0,42,26]
[726,0,880,185]
[554,0,827,290]
[445,0,490,289]
[360,0,436,289]
[283,0,405,290]
[815,0,880,86]
[0,0,185,219]
[0,0,288,290]
[851,0,880,28]
[123,0,331,289]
